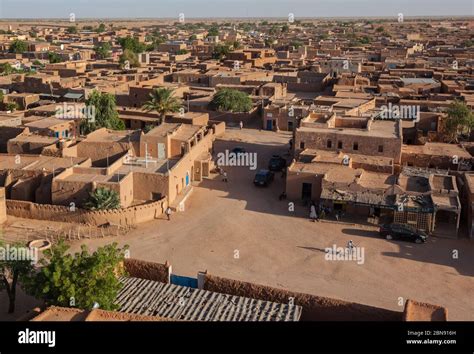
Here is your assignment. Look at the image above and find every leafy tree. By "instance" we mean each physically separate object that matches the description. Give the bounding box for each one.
[232,41,241,50]
[94,42,112,59]
[24,241,127,311]
[376,26,384,33]
[281,24,289,33]
[96,23,106,33]
[0,242,34,313]
[212,44,230,60]
[291,41,303,49]
[211,89,252,113]
[176,49,188,55]
[119,49,140,68]
[9,40,28,54]
[117,36,146,53]
[66,26,78,34]
[48,51,63,63]
[0,63,14,75]
[188,34,197,41]
[84,187,121,210]
[207,26,219,37]
[462,40,473,48]
[444,100,474,142]
[142,88,182,124]
[5,102,18,112]
[81,90,124,134]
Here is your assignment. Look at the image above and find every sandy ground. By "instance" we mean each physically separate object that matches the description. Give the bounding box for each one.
[67,128,474,320]
[2,128,473,320]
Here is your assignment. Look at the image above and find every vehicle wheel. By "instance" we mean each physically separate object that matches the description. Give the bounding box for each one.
[385,234,393,240]
[415,238,422,244]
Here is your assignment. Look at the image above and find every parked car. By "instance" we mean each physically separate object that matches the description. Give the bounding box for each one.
[268,155,287,171]
[232,147,246,154]
[379,223,428,244]
[254,169,274,186]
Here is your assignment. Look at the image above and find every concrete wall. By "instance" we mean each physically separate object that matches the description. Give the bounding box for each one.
[6,198,167,226]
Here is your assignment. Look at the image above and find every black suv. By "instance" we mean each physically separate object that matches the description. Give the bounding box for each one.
[268,155,287,171]
[254,170,274,186]
[379,223,428,244]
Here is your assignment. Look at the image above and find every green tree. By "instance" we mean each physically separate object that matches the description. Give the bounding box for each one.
[211,88,252,113]
[0,63,14,75]
[376,26,384,33]
[94,42,112,59]
[207,26,219,37]
[142,88,182,124]
[66,26,78,34]
[24,241,127,311]
[84,187,121,210]
[0,242,34,313]
[176,49,188,55]
[81,90,124,134]
[444,100,474,142]
[9,40,28,54]
[212,44,230,60]
[5,102,18,112]
[48,52,63,64]
[188,34,197,41]
[96,23,106,33]
[117,36,145,53]
[119,49,140,68]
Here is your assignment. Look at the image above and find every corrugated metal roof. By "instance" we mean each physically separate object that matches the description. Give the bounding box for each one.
[115,277,302,321]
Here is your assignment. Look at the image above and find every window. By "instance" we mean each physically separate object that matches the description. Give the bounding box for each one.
[300,141,305,149]
[378,145,383,153]
[327,140,332,148]
[353,142,358,151]
[338,141,343,149]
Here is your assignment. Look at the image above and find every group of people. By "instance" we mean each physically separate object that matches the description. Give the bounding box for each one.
[309,202,343,222]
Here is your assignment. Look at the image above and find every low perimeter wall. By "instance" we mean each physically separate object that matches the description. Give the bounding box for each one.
[6,199,167,227]
[124,258,171,283]
[202,273,403,321]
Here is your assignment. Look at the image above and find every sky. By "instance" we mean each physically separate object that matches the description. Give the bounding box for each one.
[0,0,473,19]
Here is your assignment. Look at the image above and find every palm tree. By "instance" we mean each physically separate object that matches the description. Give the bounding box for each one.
[142,88,182,125]
[84,188,121,210]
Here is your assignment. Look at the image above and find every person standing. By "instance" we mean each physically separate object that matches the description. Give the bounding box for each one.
[165,207,172,221]
[239,121,243,130]
[310,203,317,222]
[222,170,228,182]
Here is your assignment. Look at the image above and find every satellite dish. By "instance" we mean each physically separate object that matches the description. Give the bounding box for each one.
[92,302,100,309]
[60,44,64,50]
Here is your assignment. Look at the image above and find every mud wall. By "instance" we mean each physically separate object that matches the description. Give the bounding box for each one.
[202,274,402,321]
[124,258,171,283]
[6,198,167,226]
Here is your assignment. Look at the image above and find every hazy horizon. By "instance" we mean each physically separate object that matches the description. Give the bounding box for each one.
[0,0,472,19]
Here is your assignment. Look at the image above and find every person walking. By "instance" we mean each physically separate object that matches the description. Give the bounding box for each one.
[222,170,228,182]
[347,240,355,254]
[239,121,243,130]
[165,207,172,221]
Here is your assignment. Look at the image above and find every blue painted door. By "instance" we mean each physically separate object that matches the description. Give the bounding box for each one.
[185,173,190,186]
[266,120,273,130]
